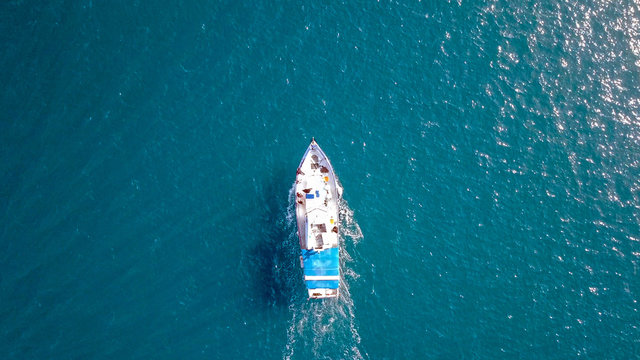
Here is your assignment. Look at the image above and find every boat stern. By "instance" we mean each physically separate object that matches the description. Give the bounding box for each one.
[302,247,340,299]
[308,288,339,299]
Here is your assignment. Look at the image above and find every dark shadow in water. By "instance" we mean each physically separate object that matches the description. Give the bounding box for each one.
[250,166,303,308]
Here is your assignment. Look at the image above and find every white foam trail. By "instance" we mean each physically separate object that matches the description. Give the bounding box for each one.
[282,182,366,360]
[285,184,296,226]
[339,196,363,245]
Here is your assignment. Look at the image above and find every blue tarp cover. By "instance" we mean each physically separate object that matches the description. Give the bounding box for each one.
[302,247,339,289]
[306,280,340,289]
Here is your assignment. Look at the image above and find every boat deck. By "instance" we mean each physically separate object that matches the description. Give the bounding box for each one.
[295,146,339,251]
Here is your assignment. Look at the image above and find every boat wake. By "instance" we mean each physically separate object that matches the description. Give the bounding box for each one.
[282,182,366,360]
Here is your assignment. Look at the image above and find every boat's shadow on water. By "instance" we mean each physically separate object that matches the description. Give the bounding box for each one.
[250,168,304,308]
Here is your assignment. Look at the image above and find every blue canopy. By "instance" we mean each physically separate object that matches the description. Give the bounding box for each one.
[302,247,340,289]
[306,280,339,289]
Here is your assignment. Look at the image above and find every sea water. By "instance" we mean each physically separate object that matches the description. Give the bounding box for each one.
[1,0,639,358]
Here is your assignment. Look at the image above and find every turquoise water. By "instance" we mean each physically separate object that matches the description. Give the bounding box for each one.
[2,0,640,358]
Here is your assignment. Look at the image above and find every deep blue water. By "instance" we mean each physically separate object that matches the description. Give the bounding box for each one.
[2,0,640,358]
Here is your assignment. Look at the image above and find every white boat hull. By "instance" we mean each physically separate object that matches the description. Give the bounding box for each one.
[295,139,341,299]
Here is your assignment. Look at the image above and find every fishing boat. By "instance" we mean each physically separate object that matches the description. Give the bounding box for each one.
[295,138,342,299]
